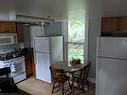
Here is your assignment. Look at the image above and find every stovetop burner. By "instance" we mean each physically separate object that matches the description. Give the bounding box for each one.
[0,51,23,61]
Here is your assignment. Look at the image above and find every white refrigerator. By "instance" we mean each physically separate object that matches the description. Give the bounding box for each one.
[30,26,44,48]
[96,37,127,95]
[34,36,63,83]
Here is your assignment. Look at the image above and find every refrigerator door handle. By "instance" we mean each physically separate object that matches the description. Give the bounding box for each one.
[35,51,51,54]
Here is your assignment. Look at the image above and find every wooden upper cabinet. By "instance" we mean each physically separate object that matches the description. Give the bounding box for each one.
[118,17,127,31]
[16,22,24,42]
[102,17,127,32]
[5,22,16,33]
[0,22,6,32]
[0,21,24,42]
[0,21,16,33]
[101,17,119,32]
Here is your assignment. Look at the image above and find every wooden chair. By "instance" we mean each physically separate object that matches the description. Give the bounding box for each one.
[70,59,81,77]
[73,62,91,92]
[50,66,71,95]
[0,67,11,77]
[0,67,19,94]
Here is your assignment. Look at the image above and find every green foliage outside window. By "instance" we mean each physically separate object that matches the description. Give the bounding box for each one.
[68,20,85,42]
[68,19,85,63]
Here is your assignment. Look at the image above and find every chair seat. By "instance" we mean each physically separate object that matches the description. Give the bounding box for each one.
[54,75,70,83]
[73,71,80,77]
[73,63,91,93]
[0,77,19,93]
[0,67,19,94]
[50,66,71,95]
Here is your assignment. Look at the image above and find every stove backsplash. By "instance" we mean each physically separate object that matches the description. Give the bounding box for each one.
[0,42,24,54]
[0,48,14,54]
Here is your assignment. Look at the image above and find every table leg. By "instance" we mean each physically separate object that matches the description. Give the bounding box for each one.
[72,73,74,95]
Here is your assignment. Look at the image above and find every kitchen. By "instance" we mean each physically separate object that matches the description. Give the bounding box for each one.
[0,17,90,94]
[0,0,127,95]
[0,20,62,78]
[0,19,66,94]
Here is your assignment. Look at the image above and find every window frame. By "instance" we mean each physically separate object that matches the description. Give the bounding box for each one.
[62,19,89,63]
[66,42,85,63]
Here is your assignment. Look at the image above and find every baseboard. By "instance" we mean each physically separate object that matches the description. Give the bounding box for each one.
[88,77,96,84]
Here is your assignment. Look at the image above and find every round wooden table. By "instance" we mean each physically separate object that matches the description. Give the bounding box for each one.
[52,61,85,95]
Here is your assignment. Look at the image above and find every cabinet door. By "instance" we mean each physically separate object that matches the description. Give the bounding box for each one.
[5,22,16,33]
[0,21,6,33]
[16,22,24,42]
[31,52,36,77]
[25,54,32,78]
[119,17,127,31]
[101,17,119,32]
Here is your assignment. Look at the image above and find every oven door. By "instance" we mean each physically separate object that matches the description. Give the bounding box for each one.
[10,57,25,78]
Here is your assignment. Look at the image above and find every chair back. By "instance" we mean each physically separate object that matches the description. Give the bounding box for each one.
[81,62,91,80]
[0,67,11,77]
[0,67,19,94]
[50,66,65,82]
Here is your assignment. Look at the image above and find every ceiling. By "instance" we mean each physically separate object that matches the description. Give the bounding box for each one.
[1,0,127,20]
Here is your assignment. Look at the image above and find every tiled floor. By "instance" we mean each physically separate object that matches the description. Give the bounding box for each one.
[17,77,95,95]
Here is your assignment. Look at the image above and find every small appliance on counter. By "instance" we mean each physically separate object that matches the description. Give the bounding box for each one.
[0,33,17,46]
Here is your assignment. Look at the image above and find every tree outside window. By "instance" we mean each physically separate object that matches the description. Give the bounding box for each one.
[68,19,85,63]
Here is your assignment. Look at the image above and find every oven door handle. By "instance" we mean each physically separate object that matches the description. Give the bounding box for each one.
[10,62,16,73]
[4,64,9,67]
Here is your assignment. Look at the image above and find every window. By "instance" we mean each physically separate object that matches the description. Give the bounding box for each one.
[67,18,86,63]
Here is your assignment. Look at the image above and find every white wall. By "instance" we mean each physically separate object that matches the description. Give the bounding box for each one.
[88,17,101,79]
[0,0,9,20]
[0,0,16,21]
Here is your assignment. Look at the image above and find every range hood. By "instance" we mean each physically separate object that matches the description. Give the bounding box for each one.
[16,14,54,24]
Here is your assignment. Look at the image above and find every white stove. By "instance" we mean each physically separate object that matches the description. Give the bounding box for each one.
[0,56,26,83]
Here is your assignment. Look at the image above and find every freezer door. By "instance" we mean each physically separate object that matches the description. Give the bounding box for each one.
[98,37,127,59]
[35,52,51,83]
[34,37,50,53]
[30,26,43,48]
[97,58,127,95]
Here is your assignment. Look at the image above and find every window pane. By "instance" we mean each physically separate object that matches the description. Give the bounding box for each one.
[68,43,84,63]
[68,20,85,42]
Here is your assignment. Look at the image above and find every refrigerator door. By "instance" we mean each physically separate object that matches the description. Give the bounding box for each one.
[98,37,127,59]
[97,57,127,95]
[35,52,51,83]
[34,37,50,53]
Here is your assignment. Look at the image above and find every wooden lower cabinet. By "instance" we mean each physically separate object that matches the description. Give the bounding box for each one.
[31,52,36,77]
[25,53,32,78]
[25,52,35,78]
